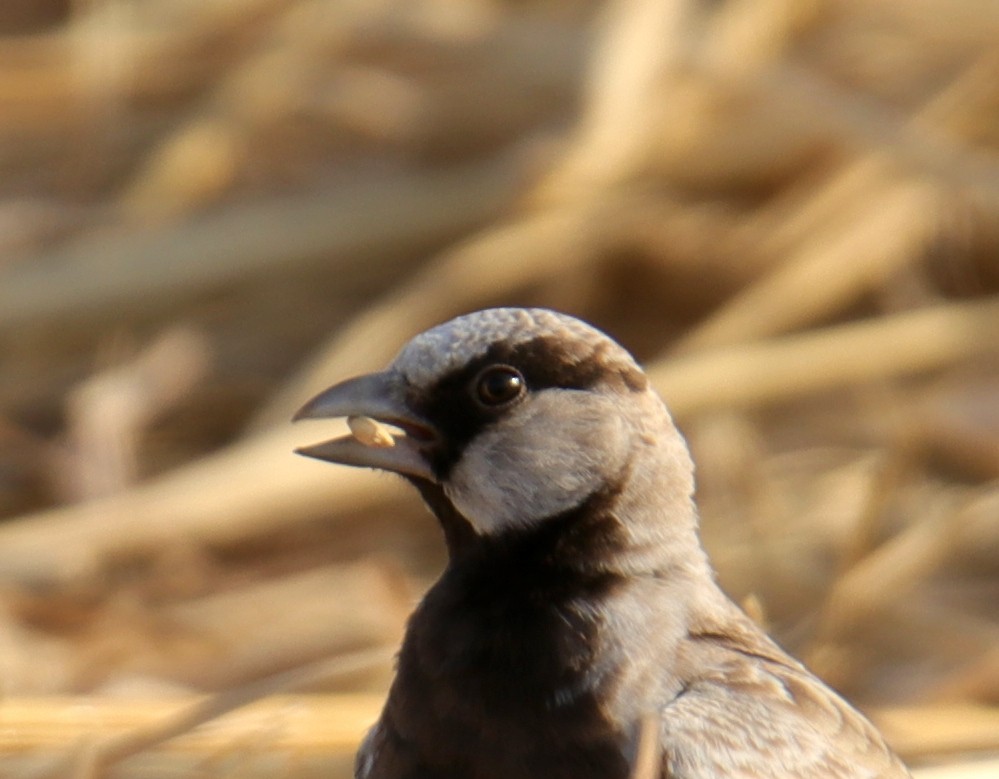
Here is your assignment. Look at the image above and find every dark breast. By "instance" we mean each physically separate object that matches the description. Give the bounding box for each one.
[371,503,634,779]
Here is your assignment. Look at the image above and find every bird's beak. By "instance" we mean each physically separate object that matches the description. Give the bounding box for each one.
[293,371,439,483]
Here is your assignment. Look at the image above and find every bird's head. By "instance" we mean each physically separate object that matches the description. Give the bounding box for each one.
[294,308,695,556]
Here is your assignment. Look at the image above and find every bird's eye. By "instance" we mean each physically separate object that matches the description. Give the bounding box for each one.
[474,365,525,407]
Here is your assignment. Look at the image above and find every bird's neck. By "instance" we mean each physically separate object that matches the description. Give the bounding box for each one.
[411,479,716,671]
[391,479,718,761]
[413,459,711,579]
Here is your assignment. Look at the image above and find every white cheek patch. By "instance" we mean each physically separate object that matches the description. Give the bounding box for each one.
[443,390,631,535]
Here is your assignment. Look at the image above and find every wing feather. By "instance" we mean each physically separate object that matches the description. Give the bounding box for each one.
[658,626,911,779]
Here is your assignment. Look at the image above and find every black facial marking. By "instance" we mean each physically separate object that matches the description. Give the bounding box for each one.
[410,480,478,556]
[409,335,647,479]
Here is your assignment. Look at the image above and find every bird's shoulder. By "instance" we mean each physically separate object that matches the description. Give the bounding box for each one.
[659,610,911,779]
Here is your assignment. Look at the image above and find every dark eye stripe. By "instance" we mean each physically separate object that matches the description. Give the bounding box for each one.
[409,335,646,479]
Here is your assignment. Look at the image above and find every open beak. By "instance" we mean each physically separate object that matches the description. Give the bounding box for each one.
[293,371,439,483]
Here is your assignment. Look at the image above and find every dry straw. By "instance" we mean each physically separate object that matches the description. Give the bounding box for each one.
[0,0,997,776]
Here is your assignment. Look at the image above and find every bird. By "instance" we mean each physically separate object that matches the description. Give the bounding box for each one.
[293,307,911,779]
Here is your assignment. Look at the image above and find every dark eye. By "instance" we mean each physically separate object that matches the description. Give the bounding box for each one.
[474,365,525,407]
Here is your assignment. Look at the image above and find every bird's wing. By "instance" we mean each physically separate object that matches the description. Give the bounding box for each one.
[658,629,911,779]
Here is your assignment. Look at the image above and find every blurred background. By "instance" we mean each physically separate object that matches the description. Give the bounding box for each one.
[0,0,997,776]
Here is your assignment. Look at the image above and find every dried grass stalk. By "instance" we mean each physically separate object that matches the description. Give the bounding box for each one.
[652,296,999,416]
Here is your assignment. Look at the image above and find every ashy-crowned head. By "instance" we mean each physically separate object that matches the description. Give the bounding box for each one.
[294,308,693,543]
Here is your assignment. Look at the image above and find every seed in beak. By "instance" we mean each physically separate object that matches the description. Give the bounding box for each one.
[347,415,396,448]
